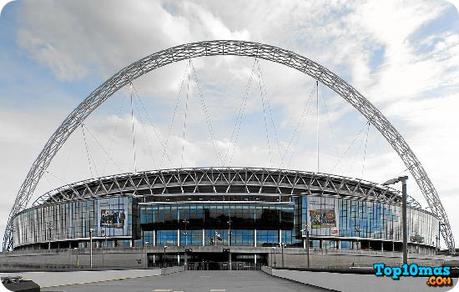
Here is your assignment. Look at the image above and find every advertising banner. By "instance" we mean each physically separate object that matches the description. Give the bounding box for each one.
[97,197,129,236]
[309,208,336,229]
[307,196,338,231]
[100,209,126,229]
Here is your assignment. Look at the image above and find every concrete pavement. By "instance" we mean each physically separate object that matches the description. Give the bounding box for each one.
[42,270,331,292]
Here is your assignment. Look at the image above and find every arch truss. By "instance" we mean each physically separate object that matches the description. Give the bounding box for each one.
[2,40,454,253]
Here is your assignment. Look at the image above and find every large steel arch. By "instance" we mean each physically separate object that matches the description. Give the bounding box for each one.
[2,40,455,253]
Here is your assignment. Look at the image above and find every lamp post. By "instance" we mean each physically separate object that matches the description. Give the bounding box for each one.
[302,224,310,268]
[227,219,232,246]
[47,222,53,250]
[163,245,168,268]
[89,228,94,269]
[144,241,150,268]
[182,219,189,246]
[280,243,286,268]
[383,176,408,265]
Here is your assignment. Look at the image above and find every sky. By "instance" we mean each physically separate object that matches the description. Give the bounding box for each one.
[0,0,458,249]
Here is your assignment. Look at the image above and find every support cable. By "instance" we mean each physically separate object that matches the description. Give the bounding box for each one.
[161,62,190,167]
[181,61,192,168]
[81,124,123,172]
[129,82,174,166]
[131,100,158,170]
[320,92,340,159]
[226,58,258,165]
[99,92,128,174]
[332,121,370,172]
[255,60,273,167]
[129,83,138,173]
[81,123,97,178]
[316,80,320,173]
[254,60,283,163]
[279,85,316,168]
[361,122,371,177]
[189,60,225,166]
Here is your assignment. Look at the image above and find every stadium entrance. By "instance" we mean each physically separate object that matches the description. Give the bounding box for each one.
[149,252,267,270]
[186,253,267,270]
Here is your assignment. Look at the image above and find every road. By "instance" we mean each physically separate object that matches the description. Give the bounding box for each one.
[43,270,332,292]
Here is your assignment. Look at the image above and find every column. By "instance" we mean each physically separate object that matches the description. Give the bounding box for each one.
[254,229,257,247]
[177,229,180,247]
[202,229,205,246]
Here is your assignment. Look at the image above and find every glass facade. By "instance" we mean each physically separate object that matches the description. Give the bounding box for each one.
[139,202,296,247]
[13,196,133,248]
[12,193,439,253]
[296,196,439,248]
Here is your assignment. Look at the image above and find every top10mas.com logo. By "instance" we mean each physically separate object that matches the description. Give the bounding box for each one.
[374,263,454,287]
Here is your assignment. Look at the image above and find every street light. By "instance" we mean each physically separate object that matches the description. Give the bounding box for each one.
[163,245,168,268]
[47,222,53,250]
[270,247,276,268]
[101,229,107,248]
[383,175,408,265]
[280,243,286,268]
[301,224,310,268]
[182,219,189,246]
[227,219,232,246]
[144,241,150,269]
[89,228,95,269]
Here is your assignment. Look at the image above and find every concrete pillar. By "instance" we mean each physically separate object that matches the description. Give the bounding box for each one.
[177,254,180,265]
[254,229,257,247]
[202,229,205,246]
[228,251,232,270]
[279,229,282,244]
[177,229,180,247]
[153,230,156,247]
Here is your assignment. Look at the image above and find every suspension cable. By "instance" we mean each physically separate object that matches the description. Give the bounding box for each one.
[226,58,258,165]
[99,92,128,173]
[129,83,138,173]
[130,100,158,170]
[189,60,225,166]
[81,124,123,172]
[316,80,320,173]
[161,61,190,167]
[361,122,371,177]
[181,60,192,168]
[320,91,340,159]
[332,121,370,172]
[255,60,273,167]
[254,60,283,164]
[129,82,174,166]
[279,85,316,168]
[81,123,97,178]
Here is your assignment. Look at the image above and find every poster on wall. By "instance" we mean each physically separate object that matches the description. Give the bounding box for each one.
[309,209,336,229]
[100,209,126,229]
[97,197,129,236]
[307,196,337,230]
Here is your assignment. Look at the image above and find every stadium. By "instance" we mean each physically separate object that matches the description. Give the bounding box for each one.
[11,167,440,268]
[2,40,454,270]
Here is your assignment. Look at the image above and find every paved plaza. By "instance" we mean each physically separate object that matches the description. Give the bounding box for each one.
[42,270,330,292]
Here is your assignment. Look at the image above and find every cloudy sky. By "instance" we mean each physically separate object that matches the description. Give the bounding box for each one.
[0,0,458,248]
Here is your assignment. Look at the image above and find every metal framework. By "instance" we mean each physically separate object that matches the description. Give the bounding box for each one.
[28,167,422,209]
[2,40,454,253]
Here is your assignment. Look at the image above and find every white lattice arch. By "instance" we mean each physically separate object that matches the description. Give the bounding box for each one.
[3,40,454,253]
